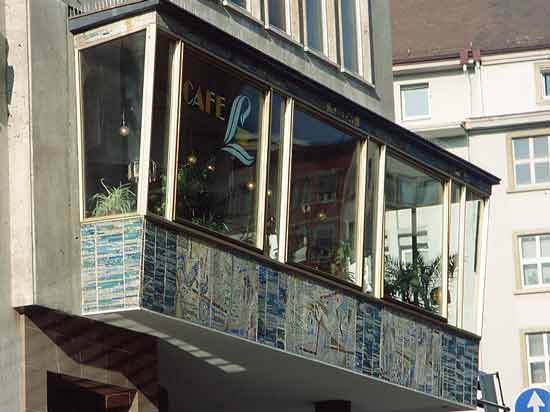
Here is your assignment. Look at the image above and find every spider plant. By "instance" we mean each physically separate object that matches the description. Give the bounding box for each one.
[90,179,136,217]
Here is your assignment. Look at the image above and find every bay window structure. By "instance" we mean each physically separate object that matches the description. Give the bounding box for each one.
[525,333,550,385]
[512,136,550,187]
[518,233,550,288]
[75,12,497,333]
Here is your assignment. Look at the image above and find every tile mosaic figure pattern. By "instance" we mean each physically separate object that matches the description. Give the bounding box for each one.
[81,217,480,406]
[80,217,143,312]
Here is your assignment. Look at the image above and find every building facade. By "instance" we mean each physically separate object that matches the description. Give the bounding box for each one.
[391,0,550,406]
[2,0,498,411]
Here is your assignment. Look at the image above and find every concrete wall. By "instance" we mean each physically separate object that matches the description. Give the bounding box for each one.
[0,0,23,410]
[6,0,81,313]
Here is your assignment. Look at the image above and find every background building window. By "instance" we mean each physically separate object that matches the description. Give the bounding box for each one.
[174,47,264,244]
[383,154,444,314]
[400,84,430,121]
[544,72,550,98]
[267,0,288,32]
[512,136,550,187]
[81,31,146,218]
[305,0,326,54]
[339,0,362,74]
[287,108,359,283]
[526,333,550,385]
[227,0,249,10]
[519,234,550,288]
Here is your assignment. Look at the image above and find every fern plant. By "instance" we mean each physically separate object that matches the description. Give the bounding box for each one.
[91,179,136,217]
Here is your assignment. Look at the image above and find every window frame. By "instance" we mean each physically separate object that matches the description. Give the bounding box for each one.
[264,0,292,35]
[302,0,329,57]
[522,331,550,387]
[514,230,550,292]
[507,130,550,192]
[400,83,431,122]
[534,62,550,106]
[336,0,364,76]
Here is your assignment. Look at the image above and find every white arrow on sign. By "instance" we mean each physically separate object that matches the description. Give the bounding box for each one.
[528,391,546,412]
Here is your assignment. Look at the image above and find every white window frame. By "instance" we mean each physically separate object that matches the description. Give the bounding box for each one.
[518,234,550,289]
[512,136,550,188]
[526,333,550,386]
[264,0,291,35]
[400,83,430,122]
[303,0,328,56]
[336,0,363,76]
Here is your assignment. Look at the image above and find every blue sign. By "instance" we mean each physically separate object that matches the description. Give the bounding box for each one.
[515,388,550,412]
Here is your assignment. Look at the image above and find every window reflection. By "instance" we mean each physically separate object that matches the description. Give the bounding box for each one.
[363,140,380,292]
[81,31,146,217]
[448,182,462,325]
[265,93,285,259]
[268,0,287,31]
[341,0,360,73]
[463,190,483,332]
[148,34,177,216]
[306,0,325,53]
[384,154,444,313]
[288,109,359,283]
[175,47,263,244]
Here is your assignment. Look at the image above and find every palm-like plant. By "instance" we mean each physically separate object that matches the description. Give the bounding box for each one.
[91,179,136,217]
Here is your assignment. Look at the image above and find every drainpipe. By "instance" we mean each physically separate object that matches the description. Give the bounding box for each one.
[473,48,485,116]
[460,49,473,117]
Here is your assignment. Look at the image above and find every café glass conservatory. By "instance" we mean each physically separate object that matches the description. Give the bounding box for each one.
[72,7,499,411]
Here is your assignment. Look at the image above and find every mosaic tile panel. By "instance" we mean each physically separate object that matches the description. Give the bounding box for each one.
[80,217,143,313]
[80,217,480,406]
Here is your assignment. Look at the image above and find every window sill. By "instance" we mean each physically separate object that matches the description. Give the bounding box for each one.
[506,185,550,194]
[514,287,550,295]
[340,66,374,88]
[222,0,265,28]
[305,46,340,70]
[265,24,302,49]
[402,115,432,123]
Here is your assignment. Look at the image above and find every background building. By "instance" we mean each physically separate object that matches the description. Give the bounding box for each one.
[1,0,499,411]
[391,0,550,406]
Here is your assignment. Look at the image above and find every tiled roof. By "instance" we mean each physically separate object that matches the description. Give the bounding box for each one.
[391,0,550,63]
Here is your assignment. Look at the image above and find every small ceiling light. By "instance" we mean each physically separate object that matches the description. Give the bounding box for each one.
[119,111,130,137]
[267,189,272,197]
[187,154,198,165]
[207,164,216,172]
[318,212,327,221]
[246,181,256,191]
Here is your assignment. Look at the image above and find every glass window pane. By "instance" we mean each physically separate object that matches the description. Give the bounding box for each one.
[544,73,550,97]
[535,162,550,183]
[148,35,176,216]
[401,85,429,119]
[265,93,285,259]
[175,47,264,244]
[523,264,540,286]
[383,155,444,313]
[288,109,359,283]
[529,334,545,356]
[228,0,247,9]
[268,0,287,31]
[306,0,324,53]
[533,137,549,158]
[514,138,530,160]
[541,235,550,257]
[542,263,550,284]
[448,183,462,326]
[81,31,146,218]
[341,0,360,73]
[515,164,532,186]
[463,190,482,332]
[530,362,546,384]
[363,140,380,293]
[522,236,537,259]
